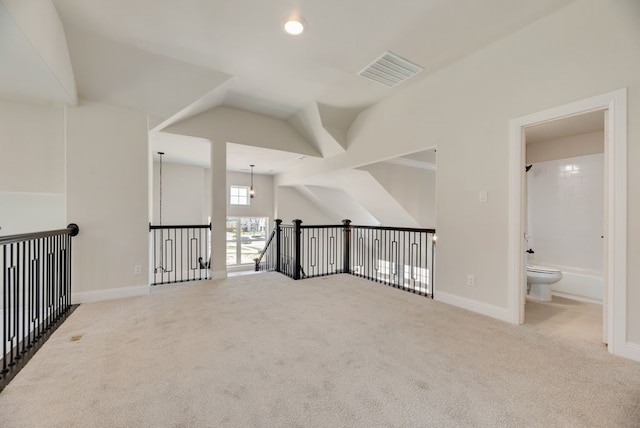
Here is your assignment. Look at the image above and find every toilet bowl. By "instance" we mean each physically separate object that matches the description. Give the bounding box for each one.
[527,265,562,301]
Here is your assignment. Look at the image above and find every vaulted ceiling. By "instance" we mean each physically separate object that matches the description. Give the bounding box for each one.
[2,0,576,172]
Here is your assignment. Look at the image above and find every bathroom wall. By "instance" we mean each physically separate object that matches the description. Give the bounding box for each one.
[527,152,604,299]
[527,131,604,163]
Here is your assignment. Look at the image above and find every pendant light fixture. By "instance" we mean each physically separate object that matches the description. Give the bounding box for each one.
[249,164,256,199]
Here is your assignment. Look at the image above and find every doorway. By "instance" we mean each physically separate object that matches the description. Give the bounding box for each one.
[523,112,605,344]
[508,89,629,358]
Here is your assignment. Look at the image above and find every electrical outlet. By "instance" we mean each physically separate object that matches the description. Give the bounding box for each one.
[467,274,475,287]
[479,191,488,203]
[133,265,142,275]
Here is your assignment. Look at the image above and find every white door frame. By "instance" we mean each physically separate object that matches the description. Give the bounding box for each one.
[507,88,632,360]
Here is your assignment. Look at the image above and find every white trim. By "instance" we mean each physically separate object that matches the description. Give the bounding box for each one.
[72,284,149,304]
[508,88,627,359]
[621,342,640,363]
[210,270,227,280]
[550,292,602,306]
[435,291,512,323]
[384,157,437,171]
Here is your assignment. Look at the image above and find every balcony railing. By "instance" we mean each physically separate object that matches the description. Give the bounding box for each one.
[1,224,79,392]
[255,219,436,297]
[149,223,211,285]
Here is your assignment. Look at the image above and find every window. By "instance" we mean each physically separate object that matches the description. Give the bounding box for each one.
[230,185,250,206]
[226,217,268,266]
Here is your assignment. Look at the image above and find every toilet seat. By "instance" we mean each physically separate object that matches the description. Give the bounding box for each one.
[527,265,561,275]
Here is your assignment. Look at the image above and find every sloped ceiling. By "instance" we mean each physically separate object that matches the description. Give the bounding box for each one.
[51,0,574,129]
[0,0,76,105]
[4,0,577,170]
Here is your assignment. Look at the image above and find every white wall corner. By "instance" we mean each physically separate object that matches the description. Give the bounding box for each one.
[72,284,149,304]
[435,291,512,323]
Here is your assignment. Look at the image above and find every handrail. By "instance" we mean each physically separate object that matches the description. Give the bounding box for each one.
[149,223,211,230]
[254,228,277,271]
[1,223,79,392]
[296,223,435,234]
[0,223,79,245]
[351,225,436,233]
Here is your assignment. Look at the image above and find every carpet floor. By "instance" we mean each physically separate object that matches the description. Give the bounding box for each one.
[0,273,638,427]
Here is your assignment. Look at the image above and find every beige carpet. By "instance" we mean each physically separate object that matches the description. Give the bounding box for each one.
[0,273,639,427]
[525,295,603,345]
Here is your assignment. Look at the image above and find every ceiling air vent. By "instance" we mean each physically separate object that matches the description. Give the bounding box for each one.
[358,51,423,87]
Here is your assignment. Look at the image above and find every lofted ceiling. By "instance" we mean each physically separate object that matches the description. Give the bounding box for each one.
[3,0,576,171]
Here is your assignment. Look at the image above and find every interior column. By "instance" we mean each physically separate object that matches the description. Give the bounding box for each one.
[210,139,227,279]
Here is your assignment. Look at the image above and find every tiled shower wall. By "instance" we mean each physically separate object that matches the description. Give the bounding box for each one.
[527,153,604,274]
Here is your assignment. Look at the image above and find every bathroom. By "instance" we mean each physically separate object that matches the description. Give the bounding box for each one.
[523,111,605,343]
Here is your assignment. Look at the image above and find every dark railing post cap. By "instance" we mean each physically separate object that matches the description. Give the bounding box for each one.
[293,219,302,225]
[67,223,80,237]
[342,219,351,225]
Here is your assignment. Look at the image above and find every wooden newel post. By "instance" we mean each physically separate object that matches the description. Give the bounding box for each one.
[342,219,351,274]
[293,219,302,280]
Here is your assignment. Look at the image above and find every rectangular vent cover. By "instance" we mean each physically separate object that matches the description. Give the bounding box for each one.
[358,51,423,87]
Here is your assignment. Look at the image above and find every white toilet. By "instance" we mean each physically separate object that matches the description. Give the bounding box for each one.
[526,265,563,301]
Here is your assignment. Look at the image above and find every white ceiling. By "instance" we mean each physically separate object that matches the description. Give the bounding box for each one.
[3,0,576,172]
[0,2,71,104]
[50,0,572,122]
[150,132,308,175]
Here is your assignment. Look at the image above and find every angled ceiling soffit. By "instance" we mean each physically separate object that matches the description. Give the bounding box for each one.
[64,25,231,117]
[150,79,235,132]
[164,106,321,158]
[1,0,77,105]
[382,157,436,171]
[288,104,343,158]
[316,103,367,152]
[288,103,358,159]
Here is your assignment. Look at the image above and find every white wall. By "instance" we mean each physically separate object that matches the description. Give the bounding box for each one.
[152,161,207,225]
[359,162,436,228]
[150,163,274,224]
[527,131,604,163]
[527,153,604,273]
[275,0,640,342]
[0,100,66,234]
[0,192,65,235]
[275,186,334,225]
[225,170,274,219]
[66,101,149,301]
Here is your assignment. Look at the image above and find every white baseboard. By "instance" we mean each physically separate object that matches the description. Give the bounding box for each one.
[72,284,149,304]
[435,290,512,323]
[618,341,640,363]
[210,270,227,280]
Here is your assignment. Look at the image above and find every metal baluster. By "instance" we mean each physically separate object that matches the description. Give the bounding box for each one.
[2,245,8,375]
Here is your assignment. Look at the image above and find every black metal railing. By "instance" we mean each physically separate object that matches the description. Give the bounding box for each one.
[1,223,79,392]
[149,223,211,285]
[255,219,436,297]
[254,227,278,273]
[350,224,435,296]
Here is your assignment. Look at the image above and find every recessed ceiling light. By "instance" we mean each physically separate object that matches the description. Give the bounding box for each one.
[284,17,306,35]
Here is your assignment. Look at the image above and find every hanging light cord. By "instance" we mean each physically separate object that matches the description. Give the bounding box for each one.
[158,152,164,225]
